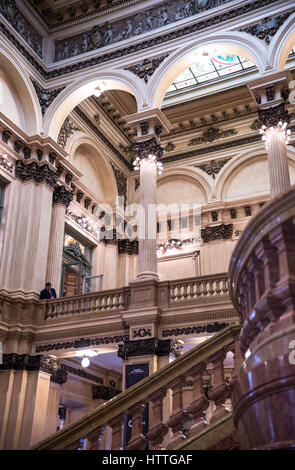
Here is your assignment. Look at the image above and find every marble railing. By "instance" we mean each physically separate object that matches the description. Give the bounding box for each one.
[32,324,241,450]
[42,273,229,320]
[168,274,228,305]
[44,287,130,319]
[228,186,295,450]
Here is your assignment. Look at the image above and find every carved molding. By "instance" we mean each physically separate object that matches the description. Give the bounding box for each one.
[61,363,103,384]
[201,224,233,243]
[126,55,168,83]
[57,118,79,149]
[132,328,152,339]
[189,127,238,146]
[197,158,231,179]
[15,160,58,189]
[241,11,295,45]
[53,185,73,208]
[92,385,121,400]
[35,334,129,353]
[111,165,127,202]
[162,322,229,338]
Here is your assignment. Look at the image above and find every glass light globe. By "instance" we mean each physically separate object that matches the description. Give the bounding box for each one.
[81,357,90,368]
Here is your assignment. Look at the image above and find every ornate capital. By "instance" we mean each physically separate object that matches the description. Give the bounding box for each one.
[258,103,290,128]
[133,137,163,161]
[15,160,58,188]
[201,224,233,243]
[0,354,67,384]
[53,185,73,208]
[117,338,176,359]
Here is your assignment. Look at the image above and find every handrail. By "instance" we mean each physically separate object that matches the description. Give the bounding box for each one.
[32,323,240,450]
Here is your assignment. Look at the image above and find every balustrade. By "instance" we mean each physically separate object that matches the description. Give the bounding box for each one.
[32,324,240,451]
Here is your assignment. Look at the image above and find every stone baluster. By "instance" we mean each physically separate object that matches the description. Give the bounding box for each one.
[208,349,227,422]
[109,416,124,450]
[166,376,187,449]
[186,362,209,438]
[146,388,168,450]
[125,402,147,450]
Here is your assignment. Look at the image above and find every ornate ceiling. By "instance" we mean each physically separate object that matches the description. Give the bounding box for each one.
[28,0,149,28]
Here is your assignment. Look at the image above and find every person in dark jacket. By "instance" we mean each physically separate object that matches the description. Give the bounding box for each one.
[40,282,57,300]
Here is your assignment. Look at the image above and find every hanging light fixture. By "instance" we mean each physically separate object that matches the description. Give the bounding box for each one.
[81,356,90,368]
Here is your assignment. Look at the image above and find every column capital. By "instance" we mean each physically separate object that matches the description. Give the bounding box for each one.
[53,185,73,208]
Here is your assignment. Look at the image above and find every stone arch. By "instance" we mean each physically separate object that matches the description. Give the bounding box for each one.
[0,44,42,135]
[216,148,295,201]
[148,33,267,109]
[68,133,118,205]
[269,12,295,72]
[43,71,144,141]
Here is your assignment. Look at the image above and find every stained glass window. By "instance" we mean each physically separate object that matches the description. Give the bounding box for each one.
[166,55,255,93]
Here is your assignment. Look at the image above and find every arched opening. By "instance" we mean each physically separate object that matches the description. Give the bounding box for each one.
[44,74,141,141]
[0,47,42,135]
[150,39,263,108]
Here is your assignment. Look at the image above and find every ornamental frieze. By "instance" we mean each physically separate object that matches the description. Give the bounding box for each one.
[0,0,43,57]
[189,128,238,146]
[241,11,295,45]
[117,338,175,359]
[0,0,285,79]
[162,322,229,337]
[35,334,129,353]
[15,160,59,189]
[126,55,169,83]
[53,0,231,62]
[201,224,233,243]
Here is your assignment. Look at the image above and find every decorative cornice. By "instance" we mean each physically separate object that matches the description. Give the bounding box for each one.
[201,224,233,243]
[0,0,283,80]
[258,102,291,128]
[53,185,73,208]
[162,322,229,338]
[15,160,58,189]
[117,338,175,359]
[241,11,295,45]
[74,107,132,170]
[35,334,129,353]
[61,363,103,384]
[162,135,261,164]
[32,81,65,116]
[197,158,231,179]
[92,385,121,400]
[126,55,168,83]
[57,118,79,149]
[133,137,163,161]
[188,128,238,146]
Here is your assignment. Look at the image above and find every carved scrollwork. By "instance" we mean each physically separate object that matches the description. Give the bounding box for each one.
[189,128,238,146]
[197,158,231,179]
[15,160,58,188]
[126,55,168,83]
[201,224,233,243]
[241,12,295,45]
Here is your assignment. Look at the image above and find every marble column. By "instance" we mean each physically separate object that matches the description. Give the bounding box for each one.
[138,157,158,279]
[248,72,292,199]
[46,186,73,293]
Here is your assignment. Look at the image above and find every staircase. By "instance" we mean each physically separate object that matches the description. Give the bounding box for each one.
[32,324,241,450]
